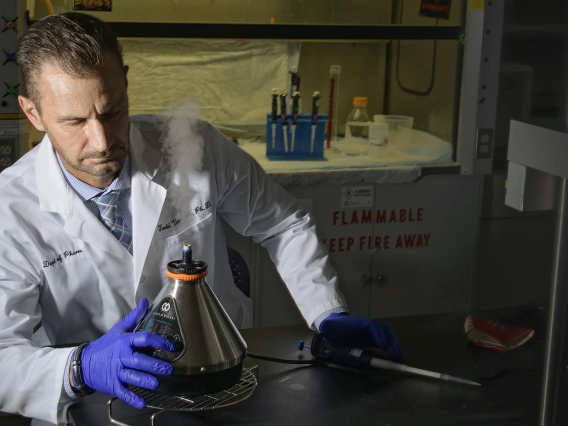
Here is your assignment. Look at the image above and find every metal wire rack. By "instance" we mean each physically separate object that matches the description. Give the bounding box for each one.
[108,365,258,426]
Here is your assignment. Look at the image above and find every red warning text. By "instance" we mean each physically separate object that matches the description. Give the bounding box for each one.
[322,233,431,253]
[332,208,424,226]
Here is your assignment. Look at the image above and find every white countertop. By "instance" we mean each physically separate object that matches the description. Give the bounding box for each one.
[237,128,456,187]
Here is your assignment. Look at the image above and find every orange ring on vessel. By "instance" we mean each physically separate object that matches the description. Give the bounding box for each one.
[166,269,208,281]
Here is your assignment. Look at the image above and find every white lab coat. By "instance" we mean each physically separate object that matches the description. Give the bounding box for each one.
[0,115,346,424]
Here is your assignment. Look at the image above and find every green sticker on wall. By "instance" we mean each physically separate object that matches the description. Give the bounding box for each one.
[73,0,112,12]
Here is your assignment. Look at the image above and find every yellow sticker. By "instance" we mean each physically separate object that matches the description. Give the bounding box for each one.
[470,0,484,10]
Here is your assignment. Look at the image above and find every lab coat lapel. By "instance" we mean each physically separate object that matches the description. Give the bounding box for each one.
[66,194,132,261]
[35,136,132,261]
[36,136,68,215]
[129,123,167,287]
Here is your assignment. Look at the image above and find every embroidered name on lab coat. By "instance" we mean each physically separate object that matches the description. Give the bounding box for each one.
[43,250,84,268]
[193,201,212,215]
[158,218,181,232]
[157,201,213,232]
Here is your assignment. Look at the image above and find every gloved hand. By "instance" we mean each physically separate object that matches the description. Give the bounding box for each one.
[81,298,175,409]
[319,313,405,362]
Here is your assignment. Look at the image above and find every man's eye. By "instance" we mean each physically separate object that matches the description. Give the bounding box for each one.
[68,120,85,126]
[103,110,122,120]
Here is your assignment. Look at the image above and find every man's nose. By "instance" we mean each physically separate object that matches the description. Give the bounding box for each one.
[86,119,112,152]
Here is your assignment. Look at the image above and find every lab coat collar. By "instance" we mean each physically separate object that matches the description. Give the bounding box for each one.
[36,136,68,214]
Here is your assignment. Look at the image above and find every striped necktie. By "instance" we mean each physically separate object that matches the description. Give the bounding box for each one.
[92,190,133,254]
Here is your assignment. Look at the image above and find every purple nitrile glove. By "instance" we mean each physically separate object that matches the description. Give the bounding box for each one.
[319,313,406,362]
[81,298,175,409]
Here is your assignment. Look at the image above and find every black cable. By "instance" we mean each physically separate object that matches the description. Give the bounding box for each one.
[247,351,317,365]
[395,0,438,96]
[474,368,541,383]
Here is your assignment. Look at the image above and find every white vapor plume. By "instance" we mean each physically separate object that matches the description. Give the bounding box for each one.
[159,100,205,216]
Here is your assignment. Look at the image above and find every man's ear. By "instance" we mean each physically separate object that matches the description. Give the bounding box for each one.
[18,96,46,132]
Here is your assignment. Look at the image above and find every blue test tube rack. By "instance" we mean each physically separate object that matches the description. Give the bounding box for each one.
[266,113,328,161]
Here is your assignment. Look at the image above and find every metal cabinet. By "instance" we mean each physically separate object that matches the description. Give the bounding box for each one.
[369,175,481,319]
[225,174,482,328]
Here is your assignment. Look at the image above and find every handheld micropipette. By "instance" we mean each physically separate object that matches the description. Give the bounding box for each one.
[310,91,320,153]
[291,91,300,152]
[271,88,278,148]
[289,67,300,113]
[299,333,480,387]
[280,92,288,152]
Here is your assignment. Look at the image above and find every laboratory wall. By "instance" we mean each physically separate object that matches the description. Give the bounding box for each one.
[386,0,463,144]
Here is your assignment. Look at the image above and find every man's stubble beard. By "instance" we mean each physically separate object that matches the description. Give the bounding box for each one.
[47,124,129,179]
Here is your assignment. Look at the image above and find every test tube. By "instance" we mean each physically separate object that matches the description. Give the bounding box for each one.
[327,65,341,149]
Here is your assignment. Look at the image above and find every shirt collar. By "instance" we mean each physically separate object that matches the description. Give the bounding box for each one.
[55,152,131,201]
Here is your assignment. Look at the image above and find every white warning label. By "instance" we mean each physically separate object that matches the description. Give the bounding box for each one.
[341,186,374,208]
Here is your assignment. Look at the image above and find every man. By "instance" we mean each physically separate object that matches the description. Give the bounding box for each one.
[0,13,404,425]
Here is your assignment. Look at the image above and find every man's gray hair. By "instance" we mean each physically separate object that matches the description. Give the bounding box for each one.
[16,12,124,106]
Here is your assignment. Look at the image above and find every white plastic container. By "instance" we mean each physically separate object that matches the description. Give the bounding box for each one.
[368,122,389,159]
[385,115,414,132]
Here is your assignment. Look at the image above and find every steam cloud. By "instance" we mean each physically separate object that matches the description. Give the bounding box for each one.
[159,100,205,217]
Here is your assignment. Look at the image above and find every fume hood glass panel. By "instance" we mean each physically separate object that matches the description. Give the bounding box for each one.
[121,38,460,167]
[32,0,464,27]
